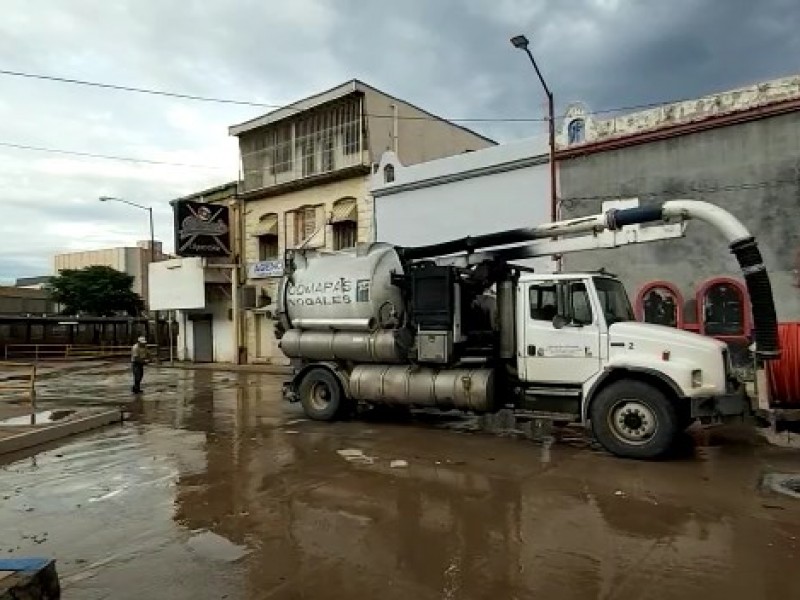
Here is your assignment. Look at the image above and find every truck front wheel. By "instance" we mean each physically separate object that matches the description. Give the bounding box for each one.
[590,380,679,460]
[298,368,347,421]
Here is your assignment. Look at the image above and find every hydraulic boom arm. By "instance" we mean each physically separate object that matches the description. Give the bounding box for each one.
[397,199,780,359]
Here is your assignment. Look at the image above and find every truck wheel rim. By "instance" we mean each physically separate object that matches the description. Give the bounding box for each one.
[608,400,657,445]
[309,381,331,411]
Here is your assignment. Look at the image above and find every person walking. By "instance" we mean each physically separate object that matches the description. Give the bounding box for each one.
[131,336,149,394]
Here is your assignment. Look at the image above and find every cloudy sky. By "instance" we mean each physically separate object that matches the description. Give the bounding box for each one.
[1,0,798,282]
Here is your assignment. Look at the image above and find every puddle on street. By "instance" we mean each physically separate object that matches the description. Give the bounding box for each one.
[1,367,799,599]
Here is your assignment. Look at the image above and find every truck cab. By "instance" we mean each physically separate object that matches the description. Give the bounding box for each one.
[518,273,743,457]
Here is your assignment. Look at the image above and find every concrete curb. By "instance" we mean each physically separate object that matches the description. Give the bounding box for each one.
[0,409,123,456]
[161,363,291,375]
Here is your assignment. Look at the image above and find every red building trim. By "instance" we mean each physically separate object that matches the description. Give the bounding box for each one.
[634,281,684,328]
[695,276,751,342]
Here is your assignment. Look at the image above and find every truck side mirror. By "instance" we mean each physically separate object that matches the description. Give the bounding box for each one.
[552,315,568,329]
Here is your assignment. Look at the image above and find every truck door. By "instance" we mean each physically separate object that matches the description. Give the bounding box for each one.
[520,279,602,384]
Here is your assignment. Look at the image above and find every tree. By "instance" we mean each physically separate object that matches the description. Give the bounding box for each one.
[49,266,145,316]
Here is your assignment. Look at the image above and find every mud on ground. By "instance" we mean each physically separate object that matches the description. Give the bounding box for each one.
[1,366,799,599]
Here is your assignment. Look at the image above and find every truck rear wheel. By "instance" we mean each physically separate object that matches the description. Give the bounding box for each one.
[590,380,679,460]
[298,368,347,421]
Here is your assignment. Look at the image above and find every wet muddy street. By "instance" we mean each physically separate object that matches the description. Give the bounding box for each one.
[1,366,800,599]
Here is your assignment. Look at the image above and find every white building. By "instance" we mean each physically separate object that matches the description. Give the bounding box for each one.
[150,182,241,364]
[370,136,554,271]
[54,241,165,303]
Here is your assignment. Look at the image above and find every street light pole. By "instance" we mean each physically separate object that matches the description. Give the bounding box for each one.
[510,34,557,224]
[99,196,161,361]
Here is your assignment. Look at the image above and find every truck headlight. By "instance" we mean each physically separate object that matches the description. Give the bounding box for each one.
[691,369,703,388]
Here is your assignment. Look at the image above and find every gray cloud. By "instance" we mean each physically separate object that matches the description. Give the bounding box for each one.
[1,0,798,282]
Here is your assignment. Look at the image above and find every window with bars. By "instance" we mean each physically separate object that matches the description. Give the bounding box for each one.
[333,221,357,250]
[271,125,292,174]
[293,206,318,247]
[239,96,363,190]
[258,234,279,260]
[300,139,315,177]
[343,121,360,155]
[322,135,335,172]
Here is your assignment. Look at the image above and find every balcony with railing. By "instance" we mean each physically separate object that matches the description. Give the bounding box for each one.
[239,98,366,194]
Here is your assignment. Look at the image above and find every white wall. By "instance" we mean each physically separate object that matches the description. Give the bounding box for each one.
[370,136,554,271]
[176,299,235,363]
[149,258,205,311]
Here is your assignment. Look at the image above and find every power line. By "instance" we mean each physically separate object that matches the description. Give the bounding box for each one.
[0,68,279,109]
[7,66,792,124]
[0,67,547,122]
[0,141,227,169]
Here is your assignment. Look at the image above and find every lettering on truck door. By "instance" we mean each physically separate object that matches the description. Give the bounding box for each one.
[520,279,602,384]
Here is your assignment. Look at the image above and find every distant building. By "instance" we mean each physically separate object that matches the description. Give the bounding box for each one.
[54,241,165,305]
[14,276,52,290]
[0,286,52,315]
[232,79,496,364]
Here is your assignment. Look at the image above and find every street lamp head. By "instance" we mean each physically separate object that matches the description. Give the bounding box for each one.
[98,196,115,202]
[510,34,530,50]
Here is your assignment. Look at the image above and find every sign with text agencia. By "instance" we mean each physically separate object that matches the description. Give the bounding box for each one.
[248,260,284,279]
[175,201,231,257]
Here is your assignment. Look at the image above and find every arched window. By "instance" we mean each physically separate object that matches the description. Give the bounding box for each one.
[697,277,749,339]
[331,197,358,250]
[384,164,395,183]
[568,118,586,145]
[634,281,683,328]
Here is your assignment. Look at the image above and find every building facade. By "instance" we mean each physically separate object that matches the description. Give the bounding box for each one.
[556,74,800,339]
[0,286,52,314]
[54,241,165,304]
[370,136,552,272]
[233,79,495,364]
[165,182,241,364]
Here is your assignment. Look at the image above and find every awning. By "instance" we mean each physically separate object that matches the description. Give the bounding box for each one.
[330,197,357,223]
[253,213,278,236]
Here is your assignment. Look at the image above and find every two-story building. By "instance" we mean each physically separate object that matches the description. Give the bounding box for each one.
[232,79,495,364]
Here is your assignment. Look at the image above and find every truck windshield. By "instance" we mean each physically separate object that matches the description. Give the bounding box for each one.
[594,277,635,325]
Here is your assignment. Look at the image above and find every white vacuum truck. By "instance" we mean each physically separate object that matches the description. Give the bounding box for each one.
[276,199,780,459]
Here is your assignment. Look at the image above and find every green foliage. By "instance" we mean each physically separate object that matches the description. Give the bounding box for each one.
[49,265,145,316]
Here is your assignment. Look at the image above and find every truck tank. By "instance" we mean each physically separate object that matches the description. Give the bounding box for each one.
[278,243,406,331]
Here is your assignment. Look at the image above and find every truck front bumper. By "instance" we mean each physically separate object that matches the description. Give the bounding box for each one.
[690,386,749,419]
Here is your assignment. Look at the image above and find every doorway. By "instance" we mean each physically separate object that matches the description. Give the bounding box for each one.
[192,316,214,362]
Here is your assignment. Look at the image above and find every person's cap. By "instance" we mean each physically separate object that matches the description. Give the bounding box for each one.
[138,336,147,344]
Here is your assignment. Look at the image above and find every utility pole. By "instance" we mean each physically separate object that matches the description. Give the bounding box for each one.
[99,196,161,361]
[510,34,557,223]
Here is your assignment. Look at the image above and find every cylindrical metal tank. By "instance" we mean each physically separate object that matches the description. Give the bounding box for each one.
[280,243,405,331]
[279,329,406,363]
[349,365,495,412]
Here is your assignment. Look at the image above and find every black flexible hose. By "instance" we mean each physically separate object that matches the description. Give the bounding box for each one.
[730,237,781,359]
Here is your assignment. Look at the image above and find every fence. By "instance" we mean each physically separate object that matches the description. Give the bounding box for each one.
[0,361,37,410]
[3,344,168,362]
